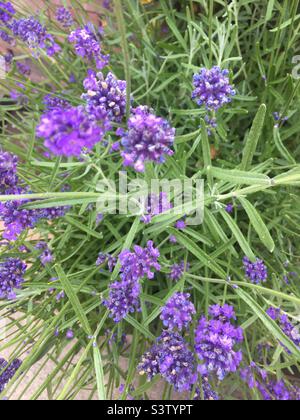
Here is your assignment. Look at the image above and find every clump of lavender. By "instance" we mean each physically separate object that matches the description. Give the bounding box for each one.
[0,358,22,393]
[0,1,15,24]
[192,67,235,111]
[43,94,70,111]
[56,7,74,28]
[266,307,300,350]
[82,70,127,124]
[0,257,27,300]
[0,150,19,193]
[35,242,53,266]
[168,261,188,281]
[10,17,60,56]
[195,304,243,380]
[241,362,300,400]
[36,106,106,157]
[243,256,268,284]
[119,241,161,282]
[103,277,141,323]
[138,331,197,392]
[69,25,109,69]
[141,192,172,224]
[160,292,196,331]
[120,106,175,172]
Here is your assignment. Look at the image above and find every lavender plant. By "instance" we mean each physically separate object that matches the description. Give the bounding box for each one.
[0,0,300,401]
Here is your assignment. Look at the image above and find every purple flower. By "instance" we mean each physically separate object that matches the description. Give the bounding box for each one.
[16,61,31,76]
[192,67,235,111]
[0,358,21,393]
[168,261,188,281]
[82,70,127,124]
[204,115,217,136]
[195,304,243,380]
[66,329,74,340]
[35,242,53,266]
[119,240,160,282]
[120,106,175,172]
[194,377,219,400]
[243,256,268,284]
[0,150,19,193]
[96,253,116,272]
[141,192,172,224]
[0,2,15,24]
[103,277,141,323]
[36,106,106,157]
[69,25,109,69]
[266,306,300,351]
[56,7,74,28]
[10,17,61,56]
[138,331,197,392]
[225,203,234,214]
[0,257,27,300]
[160,292,196,331]
[43,94,70,111]
[175,220,186,230]
[169,235,177,244]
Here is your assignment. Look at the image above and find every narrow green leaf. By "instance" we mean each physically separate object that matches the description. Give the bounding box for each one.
[220,210,256,261]
[208,167,271,186]
[241,104,266,170]
[56,265,92,335]
[273,127,296,164]
[239,197,275,252]
[168,228,226,278]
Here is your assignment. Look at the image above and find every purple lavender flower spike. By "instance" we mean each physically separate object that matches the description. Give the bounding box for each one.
[66,329,74,340]
[192,67,235,111]
[103,241,160,322]
[195,304,243,380]
[69,25,109,69]
[168,261,189,281]
[160,292,196,331]
[0,150,19,193]
[103,277,141,323]
[36,106,106,157]
[83,70,127,124]
[194,377,219,400]
[35,242,53,266]
[243,256,268,284]
[119,240,161,282]
[266,306,300,351]
[0,358,22,393]
[0,2,15,25]
[138,331,197,392]
[56,7,74,28]
[175,220,186,230]
[141,192,172,224]
[10,17,60,56]
[43,94,70,111]
[241,363,300,400]
[120,106,175,172]
[0,258,27,300]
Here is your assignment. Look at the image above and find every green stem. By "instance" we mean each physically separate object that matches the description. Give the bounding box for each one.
[114,0,132,120]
